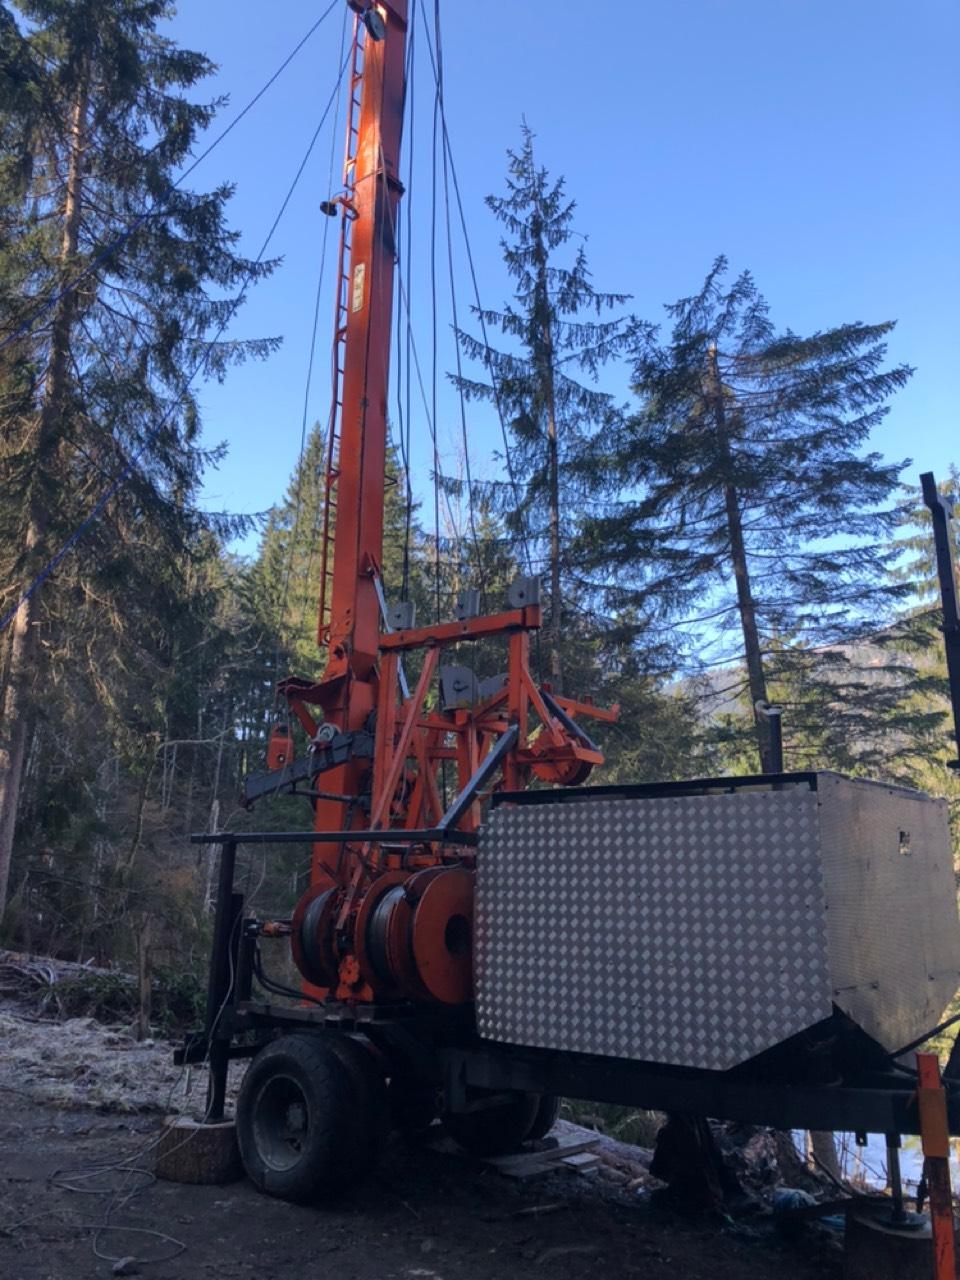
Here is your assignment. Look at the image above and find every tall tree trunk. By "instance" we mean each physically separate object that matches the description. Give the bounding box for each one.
[546,398,563,691]
[136,914,152,1041]
[0,70,89,918]
[0,533,38,915]
[0,622,11,709]
[533,222,563,692]
[809,1130,842,1182]
[706,345,772,770]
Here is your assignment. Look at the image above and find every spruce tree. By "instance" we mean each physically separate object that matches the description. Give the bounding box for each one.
[0,0,274,917]
[454,125,630,692]
[884,468,960,829]
[250,425,435,685]
[894,465,960,603]
[579,257,914,773]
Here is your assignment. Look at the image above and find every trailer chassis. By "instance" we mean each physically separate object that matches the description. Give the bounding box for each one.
[179,827,960,1140]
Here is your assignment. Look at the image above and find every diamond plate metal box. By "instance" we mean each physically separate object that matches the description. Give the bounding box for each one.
[474,775,960,1071]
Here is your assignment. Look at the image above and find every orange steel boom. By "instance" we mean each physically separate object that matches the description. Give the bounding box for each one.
[318,0,406,682]
[305,0,408,900]
[265,0,616,1009]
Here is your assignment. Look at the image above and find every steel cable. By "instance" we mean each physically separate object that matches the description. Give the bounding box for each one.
[416,0,534,579]
[433,0,487,607]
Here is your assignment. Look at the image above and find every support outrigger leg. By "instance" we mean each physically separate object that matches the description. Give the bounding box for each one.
[922,471,960,771]
[205,837,241,1121]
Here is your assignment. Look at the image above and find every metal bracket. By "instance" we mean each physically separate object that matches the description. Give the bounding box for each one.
[436,724,520,835]
[373,574,411,698]
[387,600,416,631]
[455,589,481,621]
[507,575,540,609]
[242,729,374,806]
[439,664,478,709]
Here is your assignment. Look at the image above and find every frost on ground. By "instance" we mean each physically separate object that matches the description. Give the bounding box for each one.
[0,999,242,1116]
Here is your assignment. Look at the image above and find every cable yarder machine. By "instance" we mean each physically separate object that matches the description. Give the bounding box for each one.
[179,0,960,1212]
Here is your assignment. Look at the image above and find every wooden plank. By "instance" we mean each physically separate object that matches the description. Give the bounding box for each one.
[486,1136,600,1179]
[427,1124,601,1180]
[487,1152,562,1178]
[561,1151,600,1170]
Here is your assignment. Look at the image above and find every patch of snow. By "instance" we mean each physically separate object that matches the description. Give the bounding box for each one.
[0,999,242,1117]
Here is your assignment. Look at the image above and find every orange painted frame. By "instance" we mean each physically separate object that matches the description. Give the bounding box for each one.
[917,1052,956,1280]
[279,1,616,1005]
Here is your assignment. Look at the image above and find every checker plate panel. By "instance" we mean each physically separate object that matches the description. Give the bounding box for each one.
[475,789,834,1070]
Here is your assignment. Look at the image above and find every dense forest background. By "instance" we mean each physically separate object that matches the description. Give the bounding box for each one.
[0,0,957,1011]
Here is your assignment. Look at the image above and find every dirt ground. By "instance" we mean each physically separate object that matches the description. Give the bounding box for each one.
[0,1002,842,1280]
[0,1102,845,1280]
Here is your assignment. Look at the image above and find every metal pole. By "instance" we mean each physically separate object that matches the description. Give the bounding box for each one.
[755,701,784,773]
[205,838,238,1122]
[921,471,960,770]
[885,1133,906,1224]
[437,724,520,835]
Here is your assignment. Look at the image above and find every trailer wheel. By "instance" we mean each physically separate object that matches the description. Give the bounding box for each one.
[527,1093,561,1141]
[442,1089,539,1156]
[323,1032,389,1172]
[236,1033,383,1202]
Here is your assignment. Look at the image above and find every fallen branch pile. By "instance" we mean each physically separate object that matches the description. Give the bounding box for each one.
[0,949,136,1018]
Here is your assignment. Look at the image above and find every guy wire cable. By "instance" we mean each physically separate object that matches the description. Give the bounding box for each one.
[416,0,535,581]
[284,2,351,656]
[433,0,487,607]
[428,10,443,624]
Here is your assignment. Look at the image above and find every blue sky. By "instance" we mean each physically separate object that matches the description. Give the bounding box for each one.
[163,0,959,549]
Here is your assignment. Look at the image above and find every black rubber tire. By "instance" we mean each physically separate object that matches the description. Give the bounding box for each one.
[236,1033,378,1202]
[526,1093,562,1141]
[323,1032,389,1172]
[442,1090,539,1156]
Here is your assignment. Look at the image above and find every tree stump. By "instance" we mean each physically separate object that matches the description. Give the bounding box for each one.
[154,1116,243,1185]
[844,1212,932,1280]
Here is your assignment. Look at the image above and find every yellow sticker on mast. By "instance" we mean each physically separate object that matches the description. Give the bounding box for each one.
[352,262,366,313]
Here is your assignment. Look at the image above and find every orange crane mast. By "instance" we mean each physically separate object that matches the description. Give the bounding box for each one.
[254,0,615,1010]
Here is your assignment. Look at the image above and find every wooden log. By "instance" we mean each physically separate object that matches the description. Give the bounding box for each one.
[154,1116,243,1185]
[135,918,152,1042]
